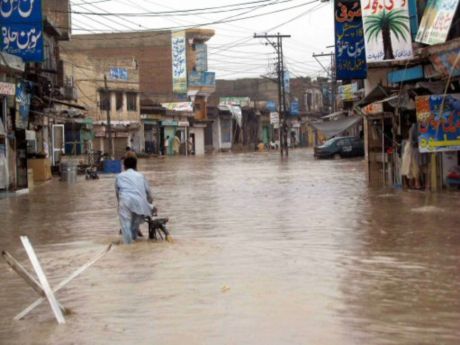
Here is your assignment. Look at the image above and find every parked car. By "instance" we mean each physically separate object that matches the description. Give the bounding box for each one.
[314,136,364,159]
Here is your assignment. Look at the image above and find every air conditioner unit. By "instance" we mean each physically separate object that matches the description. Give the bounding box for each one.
[61,86,79,101]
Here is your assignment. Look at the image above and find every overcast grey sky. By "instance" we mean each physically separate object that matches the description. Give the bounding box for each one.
[71,0,335,80]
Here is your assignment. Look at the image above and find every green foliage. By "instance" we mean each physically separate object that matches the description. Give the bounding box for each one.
[364,9,410,42]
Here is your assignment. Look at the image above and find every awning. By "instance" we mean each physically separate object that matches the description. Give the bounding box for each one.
[310,115,363,138]
[356,85,393,107]
[321,111,344,119]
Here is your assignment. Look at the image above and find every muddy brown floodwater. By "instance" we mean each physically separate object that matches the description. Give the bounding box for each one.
[0,150,459,345]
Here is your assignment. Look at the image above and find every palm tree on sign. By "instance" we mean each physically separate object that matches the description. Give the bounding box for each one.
[364,9,410,60]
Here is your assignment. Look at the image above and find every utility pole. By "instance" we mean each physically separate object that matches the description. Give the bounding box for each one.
[312,52,336,113]
[104,75,114,159]
[254,33,291,156]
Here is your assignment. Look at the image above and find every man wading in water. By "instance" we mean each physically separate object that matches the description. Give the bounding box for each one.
[115,156,153,244]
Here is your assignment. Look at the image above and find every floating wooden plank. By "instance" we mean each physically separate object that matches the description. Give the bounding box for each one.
[20,236,66,324]
[2,251,45,296]
[15,242,112,321]
[2,251,68,315]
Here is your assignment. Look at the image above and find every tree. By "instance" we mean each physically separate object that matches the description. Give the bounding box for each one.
[364,9,410,60]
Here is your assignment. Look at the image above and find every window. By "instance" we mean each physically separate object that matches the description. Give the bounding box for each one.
[116,92,123,112]
[99,91,110,111]
[127,92,137,111]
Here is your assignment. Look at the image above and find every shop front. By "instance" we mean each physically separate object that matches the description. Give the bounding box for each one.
[143,119,160,154]
[161,120,178,156]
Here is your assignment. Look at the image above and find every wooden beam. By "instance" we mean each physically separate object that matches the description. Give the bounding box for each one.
[15,242,112,321]
[20,236,66,324]
[2,251,68,315]
[2,251,46,297]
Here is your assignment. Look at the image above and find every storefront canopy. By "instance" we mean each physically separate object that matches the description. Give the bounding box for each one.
[311,115,363,138]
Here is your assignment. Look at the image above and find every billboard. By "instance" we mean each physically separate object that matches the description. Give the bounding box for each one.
[1,0,44,62]
[290,101,300,115]
[15,81,31,129]
[219,97,251,107]
[338,83,358,101]
[416,94,460,153]
[360,0,413,62]
[430,47,460,78]
[195,44,208,72]
[188,71,216,87]
[171,31,187,94]
[283,70,290,94]
[335,0,367,79]
[416,0,460,45]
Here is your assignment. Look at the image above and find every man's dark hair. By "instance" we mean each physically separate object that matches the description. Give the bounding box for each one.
[126,146,131,151]
[124,156,137,170]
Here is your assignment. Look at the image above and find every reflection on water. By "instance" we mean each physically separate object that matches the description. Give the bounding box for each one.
[0,150,459,345]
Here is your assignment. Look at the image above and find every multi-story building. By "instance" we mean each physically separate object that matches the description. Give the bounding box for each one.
[61,29,216,156]
[60,51,141,158]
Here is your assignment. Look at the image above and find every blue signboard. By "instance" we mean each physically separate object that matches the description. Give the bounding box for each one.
[109,67,128,81]
[195,44,208,72]
[1,0,44,62]
[416,94,460,153]
[189,71,216,87]
[290,101,300,115]
[267,101,277,112]
[15,80,31,129]
[334,0,367,80]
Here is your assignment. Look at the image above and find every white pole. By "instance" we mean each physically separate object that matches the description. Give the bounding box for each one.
[20,236,66,324]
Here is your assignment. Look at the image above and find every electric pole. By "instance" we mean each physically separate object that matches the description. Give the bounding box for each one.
[104,75,114,159]
[312,52,336,112]
[254,33,291,156]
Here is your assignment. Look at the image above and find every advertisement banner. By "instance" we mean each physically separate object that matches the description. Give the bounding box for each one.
[1,0,44,62]
[416,94,460,153]
[360,0,413,62]
[338,83,358,101]
[0,81,16,96]
[171,31,187,94]
[430,47,460,77]
[290,101,300,115]
[15,80,31,129]
[188,71,216,87]
[266,100,277,112]
[283,70,290,94]
[195,44,208,72]
[335,0,367,79]
[161,102,193,112]
[416,0,460,45]
[219,97,251,107]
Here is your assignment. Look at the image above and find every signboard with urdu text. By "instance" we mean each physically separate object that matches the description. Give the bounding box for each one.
[335,0,367,79]
[416,0,460,45]
[416,94,460,153]
[195,44,208,72]
[171,31,187,94]
[161,102,193,112]
[290,101,300,115]
[360,0,413,62]
[0,81,15,96]
[338,83,358,101]
[0,0,44,62]
[219,97,251,107]
[15,80,31,129]
[188,71,216,88]
[109,67,128,81]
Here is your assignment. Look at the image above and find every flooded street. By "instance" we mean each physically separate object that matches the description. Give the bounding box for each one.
[0,150,459,345]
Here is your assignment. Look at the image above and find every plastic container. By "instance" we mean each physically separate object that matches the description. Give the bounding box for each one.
[103,159,122,174]
[60,162,77,183]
